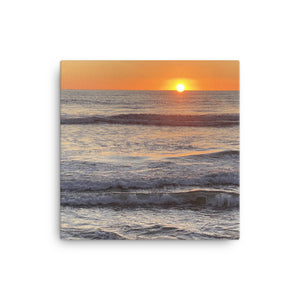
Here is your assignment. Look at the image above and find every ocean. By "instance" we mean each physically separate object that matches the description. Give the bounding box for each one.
[60,90,239,240]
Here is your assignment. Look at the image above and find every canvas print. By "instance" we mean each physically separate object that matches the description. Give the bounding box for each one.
[60,60,239,240]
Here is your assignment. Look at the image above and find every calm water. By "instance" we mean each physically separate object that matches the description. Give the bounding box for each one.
[60,90,239,240]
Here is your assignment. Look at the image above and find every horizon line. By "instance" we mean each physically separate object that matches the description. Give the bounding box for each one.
[61,88,240,91]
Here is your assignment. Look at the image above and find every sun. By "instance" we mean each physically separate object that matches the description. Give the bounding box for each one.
[176,84,185,92]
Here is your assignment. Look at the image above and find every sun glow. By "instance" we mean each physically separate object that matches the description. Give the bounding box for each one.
[176,84,185,92]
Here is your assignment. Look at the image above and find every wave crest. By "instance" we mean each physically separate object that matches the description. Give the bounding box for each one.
[61,171,239,192]
[61,189,239,209]
[61,113,239,127]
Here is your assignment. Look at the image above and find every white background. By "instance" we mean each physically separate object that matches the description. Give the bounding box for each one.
[1,1,299,299]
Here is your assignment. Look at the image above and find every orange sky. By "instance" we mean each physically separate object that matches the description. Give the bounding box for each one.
[61,60,239,91]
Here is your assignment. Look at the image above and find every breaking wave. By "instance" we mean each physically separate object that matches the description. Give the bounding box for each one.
[61,171,239,192]
[61,189,239,209]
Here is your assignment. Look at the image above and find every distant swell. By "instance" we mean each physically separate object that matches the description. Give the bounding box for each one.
[61,113,239,127]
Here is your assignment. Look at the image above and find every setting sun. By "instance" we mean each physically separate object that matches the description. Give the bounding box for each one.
[176,84,185,92]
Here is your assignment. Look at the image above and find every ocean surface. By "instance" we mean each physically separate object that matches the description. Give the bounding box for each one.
[60,90,239,240]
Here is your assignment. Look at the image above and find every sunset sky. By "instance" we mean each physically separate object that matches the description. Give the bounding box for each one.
[61,60,239,91]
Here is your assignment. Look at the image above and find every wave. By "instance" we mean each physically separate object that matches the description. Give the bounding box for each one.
[61,171,239,192]
[202,150,239,158]
[168,150,239,160]
[61,189,239,209]
[61,228,126,240]
[61,113,239,127]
